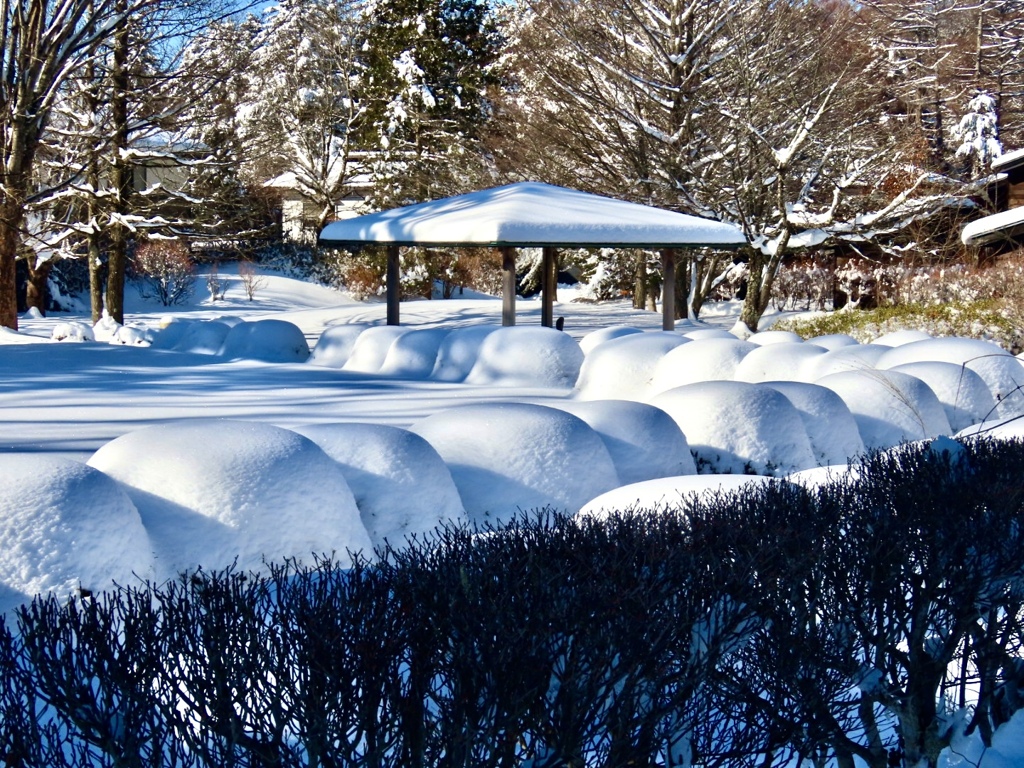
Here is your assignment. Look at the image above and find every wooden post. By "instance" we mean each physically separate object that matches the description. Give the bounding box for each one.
[541,246,557,327]
[661,248,676,331]
[386,245,400,326]
[500,246,517,327]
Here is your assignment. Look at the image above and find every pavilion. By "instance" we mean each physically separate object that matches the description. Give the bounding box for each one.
[318,182,748,330]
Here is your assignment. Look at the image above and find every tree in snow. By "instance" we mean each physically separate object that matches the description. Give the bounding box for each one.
[953,91,1003,178]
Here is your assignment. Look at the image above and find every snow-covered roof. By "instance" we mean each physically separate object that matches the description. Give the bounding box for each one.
[319,182,747,249]
[961,205,1024,246]
[991,148,1024,173]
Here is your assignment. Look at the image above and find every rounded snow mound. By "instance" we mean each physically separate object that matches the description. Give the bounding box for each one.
[816,369,952,450]
[551,400,696,485]
[649,338,757,395]
[464,327,583,388]
[579,325,644,355]
[808,344,890,380]
[807,333,859,350]
[343,326,409,373]
[411,403,620,526]
[579,474,782,518]
[308,323,371,368]
[651,381,817,476]
[51,321,95,343]
[733,342,827,384]
[150,319,195,350]
[888,361,997,432]
[762,381,866,465]
[430,326,499,382]
[747,330,804,346]
[379,328,450,378]
[873,329,933,346]
[88,420,372,579]
[0,455,153,612]
[681,328,739,341]
[294,423,466,548]
[875,337,1024,419]
[171,319,233,355]
[576,332,689,400]
[220,319,310,363]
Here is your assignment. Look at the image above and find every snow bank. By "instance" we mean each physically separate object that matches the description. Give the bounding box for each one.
[51,321,95,343]
[762,381,866,465]
[875,337,1024,419]
[309,323,371,368]
[411,403,620,525]
[579,474,780,518]
[873,329,933,346]
[220,319,311,363]
[576,332,689,400]
[0,455,153,613]
[464,327,583,388]
[88,420,372,579]
[579,325,644,355]
[379,328,450,378]
[343,326,409,373]
[733,342,827,384]
[651,381,817,476]
[747,330,804,346]
[888,361,997,431]
[807,343,890,380]
[817,369,952,450]
[550,400,696,485]
[430,326,499,381]
[170,319,233,355]
[295,423,466,548]
[649,338,757,394]
[807,333,859,350]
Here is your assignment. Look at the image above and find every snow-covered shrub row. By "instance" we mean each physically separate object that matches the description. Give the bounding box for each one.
[6,437,1024,768]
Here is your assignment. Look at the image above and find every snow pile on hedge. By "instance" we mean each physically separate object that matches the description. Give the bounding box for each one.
[88,420,372,580]
[0,455,154,613]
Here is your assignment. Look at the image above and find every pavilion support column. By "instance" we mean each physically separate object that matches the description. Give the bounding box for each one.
[500,246,517,327]
[661,248,677,331]
[386,245,401,326]
[541,246,557,328]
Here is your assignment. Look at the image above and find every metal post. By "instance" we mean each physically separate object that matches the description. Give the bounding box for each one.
[661,248,676,331]
[500,246,517,327]
[541,246,556,327]
[386,245,400,326]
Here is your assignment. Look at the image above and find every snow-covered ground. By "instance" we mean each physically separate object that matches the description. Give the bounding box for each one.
[3,265,1024,765]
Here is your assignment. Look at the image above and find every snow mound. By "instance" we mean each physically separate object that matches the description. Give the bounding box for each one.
[733,342,827,384]
[220,319,311,363]
[762,381,866,465]
[681,328,738,341]
[747,330,804,346]
[294,423,466,548]
[550,400,696,485]
[379,328,449,378]
[808,344,890,380]
[957,418,1024,441]
[875,337,1024,419]
[171,319,233,355]
[464,327,583,388]
[651,381,816,476]
[579,474,780,518]
[873,329,933,346]
[576,332,689,400]
[308,323,371,368]
[0,455,153,613]
[817,369,952,450]
[150,319,195,350]
[649,338,757,395]
[889,361,997,432]
[411,403,620,525]
[785,464,859,489]
[51,321,95,343]
[807,333,859,350]
[343,326,410,373]
[88,420,372,579]
[430,326,498,381]
[579,325,644,355]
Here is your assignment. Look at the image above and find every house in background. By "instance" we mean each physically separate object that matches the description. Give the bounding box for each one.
[264,155,375,243]
[961,149,1024,247]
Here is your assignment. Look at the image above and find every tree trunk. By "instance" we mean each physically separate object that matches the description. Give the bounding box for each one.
[105,1,131,325]
[25,260,53,315]
[633,252,647,310]
[0,200,23,330]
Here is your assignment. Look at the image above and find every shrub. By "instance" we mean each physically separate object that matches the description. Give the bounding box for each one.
[131,240,196,306]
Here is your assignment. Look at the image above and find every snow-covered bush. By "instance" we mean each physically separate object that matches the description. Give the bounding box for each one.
[131,240,196,306]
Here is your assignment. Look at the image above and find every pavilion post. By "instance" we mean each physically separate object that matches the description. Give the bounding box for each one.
[500,246,517,327]
[386,245,401,325]
[661,248,676,331]
[541,246,557,327]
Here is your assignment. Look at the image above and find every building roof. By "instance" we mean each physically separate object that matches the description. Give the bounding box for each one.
[961,205,1024,246]
[318,182,747,249]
